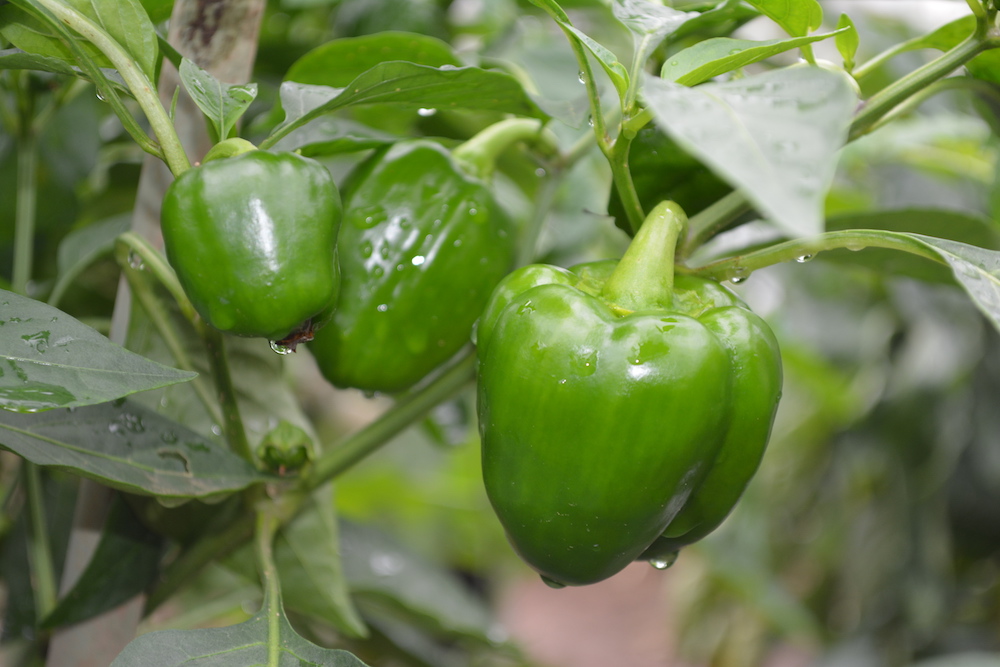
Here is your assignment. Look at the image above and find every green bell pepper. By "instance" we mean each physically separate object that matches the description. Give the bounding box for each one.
[309,139,515,393]
[476,202,782,586]
[161,141,342,342]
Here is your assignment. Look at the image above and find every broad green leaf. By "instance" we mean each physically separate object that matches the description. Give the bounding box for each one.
[613,0,699,77]
[139,0,172,23]
[835,13,858,72]
[824,209,1000,283]
[270,62,547,145]
[643,65,857,237]
[41,495,162,629]
[111,592,369,667]
[662,29,847,87]
[286,31,462,87]
[0,0,157,83]
[179,58,258,141]
[74,0,159,82]
[49,214,131,308]
[0,399,266,499]
[340,520,495,641]
[672,0,759,43]
[0,289,195,413]
[226,487,368,639]
[744,0,822,38]
[0,46,77,74]
[897,15,974,53]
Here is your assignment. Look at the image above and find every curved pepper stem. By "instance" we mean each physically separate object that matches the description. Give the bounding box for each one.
[602,200,688,312]
[453,118,558,179]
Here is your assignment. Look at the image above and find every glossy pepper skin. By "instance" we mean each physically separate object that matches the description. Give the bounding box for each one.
[476,202,781,586]
[161,148,342,341]
[309,139,515,393]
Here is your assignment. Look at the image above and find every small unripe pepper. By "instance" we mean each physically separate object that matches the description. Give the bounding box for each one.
[161,139,342,342]
[476,202,782,586]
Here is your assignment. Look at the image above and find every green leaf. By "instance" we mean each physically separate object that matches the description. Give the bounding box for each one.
[0,46,77,74]
[0,399,266,500]
[743,0,822,38]
[73,0,159,82]
[612,0,699,78]
[662,29,847,87]
[270,116,399,156]
[835,13,858,72]
[110,593,369,667]
[179,58,258,141]
[0,289,195,413]
[0,4,109,67]
[139,0,172,24]
[910,234,1000,333]
[49,214,131,308]
[824,209,1000,283]
[269,62,547,147]
[286,31,462,87]
[340,520,495,641]
[642,65,857,237]
[41,495,162,629]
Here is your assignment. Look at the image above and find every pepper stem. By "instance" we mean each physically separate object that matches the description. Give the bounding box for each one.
[452,118,558,179]
[602,201,688,312]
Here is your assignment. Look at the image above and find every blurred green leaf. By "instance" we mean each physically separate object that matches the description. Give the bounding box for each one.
[835,13,858,72]
[49,214,131,308]
[744,0,822,38]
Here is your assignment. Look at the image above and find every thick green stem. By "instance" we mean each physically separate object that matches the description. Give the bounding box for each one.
[608,132,645,235]
[307,350,476,488]
[115,232,199,327]
[254,510,282,667]
[849,31,990,141]
[682,191,751,258]
[602,201,687,311]
[25,463,57,620]
[453,118,557,179]
[13,122,37,296]
[690,229,945,282]
[32,0,191,175]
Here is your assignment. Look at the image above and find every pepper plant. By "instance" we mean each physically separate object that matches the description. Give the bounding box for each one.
[2,0,1000,665]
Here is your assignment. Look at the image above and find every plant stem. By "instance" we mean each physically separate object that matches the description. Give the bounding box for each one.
[608,132,644,234]
[116,232,199,327]
[307,350,476,489]
[602,201,687,311]
[12,112,37,296]
[452,118,558,179]
[254,510,282,667]
[517,164,562,266]
[682,190,751,258]
[203,329,253,462]
[690,229,945,282]
[25,463,57,620]
[849,31,990,141]
[32,0,191,175]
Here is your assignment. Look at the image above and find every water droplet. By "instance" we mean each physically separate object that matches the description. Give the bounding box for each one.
[96,91,106,102]
[587,116,595,128]
[377,304,388,312]
[453,239,463,247]
[729,48,743,55]
[395,263,405,272]
[516,301,535,315]
[541,575,566,589]
[360,241,373,258]
[670,60,679,67]
[211,424,223,436]
[379,243,390,260]
[417,107,437,117]
[128,252,144,270]
[577,70,587,84]
[795,254,814,263]
[372,266,385,278]
[161,431,179,444]
[728,266,750,284]
[370,553,404,576]
[411,255,426,266]
[269,340,295,355]
[846,242,864,252]
[469,207,478,216]
[535,167,546,177]
[649,551,679,570]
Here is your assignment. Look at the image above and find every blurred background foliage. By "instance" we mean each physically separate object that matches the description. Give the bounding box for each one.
[2,1,1000,666]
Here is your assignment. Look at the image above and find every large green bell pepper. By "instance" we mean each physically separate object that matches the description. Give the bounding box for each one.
[161,142,342,342]
[309,139,515,393]
[476,202,782,586]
